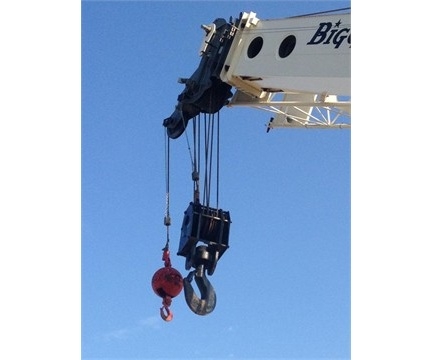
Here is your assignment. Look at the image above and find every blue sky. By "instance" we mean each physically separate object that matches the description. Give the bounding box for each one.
[3,1,426,360]
[82,1,350,359]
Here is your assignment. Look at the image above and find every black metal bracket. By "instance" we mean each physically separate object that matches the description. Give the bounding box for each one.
[163,18,236,139]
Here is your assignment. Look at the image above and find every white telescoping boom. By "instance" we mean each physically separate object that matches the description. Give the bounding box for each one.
[163,9,350,138]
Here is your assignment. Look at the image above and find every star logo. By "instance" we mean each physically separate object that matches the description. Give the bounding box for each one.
[334,19,342,28]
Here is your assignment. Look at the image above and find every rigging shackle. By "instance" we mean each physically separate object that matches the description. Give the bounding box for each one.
[184,264,216,315]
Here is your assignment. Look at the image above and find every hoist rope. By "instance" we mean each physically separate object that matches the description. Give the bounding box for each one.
[204,113,212,208]
[204,92,213,208]
[193,116,197,176]
[193,115,200,202]
[183,118,195,172]
[163,128,171,249]
[216,110,220,210]
[180,110,221,211]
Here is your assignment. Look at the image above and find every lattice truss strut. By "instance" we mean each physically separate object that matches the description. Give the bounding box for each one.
[227,90,351,130]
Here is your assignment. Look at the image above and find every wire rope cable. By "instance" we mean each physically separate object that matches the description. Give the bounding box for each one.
[163,128,171,249]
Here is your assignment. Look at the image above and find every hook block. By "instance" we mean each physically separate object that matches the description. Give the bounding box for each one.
[177,202,231,272]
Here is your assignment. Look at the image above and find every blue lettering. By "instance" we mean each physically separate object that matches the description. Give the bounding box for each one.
[307,20,351,49]
[306,22,332,45]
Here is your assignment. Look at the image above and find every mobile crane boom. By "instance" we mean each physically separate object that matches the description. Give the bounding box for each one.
[163,9,350,136]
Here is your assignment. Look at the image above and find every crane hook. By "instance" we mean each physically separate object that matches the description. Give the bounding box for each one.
[160,306,173,321]
[183,265,216,315]
[160,296,174,321]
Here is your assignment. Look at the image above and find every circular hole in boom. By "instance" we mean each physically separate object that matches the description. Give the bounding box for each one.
[247,36,263,58]
[279,35,296,58]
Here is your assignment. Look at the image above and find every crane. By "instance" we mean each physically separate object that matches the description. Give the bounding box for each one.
[153,8,351,320]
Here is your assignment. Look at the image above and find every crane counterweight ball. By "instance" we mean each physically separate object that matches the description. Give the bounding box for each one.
[152,266,184,299]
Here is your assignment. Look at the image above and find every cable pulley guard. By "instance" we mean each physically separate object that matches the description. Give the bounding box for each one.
[178,202,231,270]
